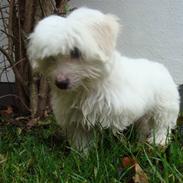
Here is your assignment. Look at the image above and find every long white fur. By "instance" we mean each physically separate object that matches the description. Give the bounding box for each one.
[28,7,180,150]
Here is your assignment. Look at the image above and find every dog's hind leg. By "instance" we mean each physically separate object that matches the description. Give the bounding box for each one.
[147,106,178,146]
[136,114,153,142]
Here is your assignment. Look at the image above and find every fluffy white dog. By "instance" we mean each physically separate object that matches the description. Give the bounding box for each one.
[28,7,180,151]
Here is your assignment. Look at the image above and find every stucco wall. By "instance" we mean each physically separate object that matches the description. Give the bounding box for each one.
[70,0,183,85]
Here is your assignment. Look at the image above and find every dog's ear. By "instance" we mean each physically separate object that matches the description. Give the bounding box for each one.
[90,14,120,60]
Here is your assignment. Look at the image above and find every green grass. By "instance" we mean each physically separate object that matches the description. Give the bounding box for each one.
[0,116,183,183]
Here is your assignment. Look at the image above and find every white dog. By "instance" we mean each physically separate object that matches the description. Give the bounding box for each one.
[28,7,180,151]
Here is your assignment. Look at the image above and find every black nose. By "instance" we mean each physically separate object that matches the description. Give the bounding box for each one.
[55,79,70,89]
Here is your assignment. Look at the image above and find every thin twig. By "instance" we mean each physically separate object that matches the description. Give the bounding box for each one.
[0,57,25,71]
[7,0,14,57]
[0,29,15,40]
[38,0,46,17]
[0,94,31,112]
[0,47,27,91]
[0,2,8,33]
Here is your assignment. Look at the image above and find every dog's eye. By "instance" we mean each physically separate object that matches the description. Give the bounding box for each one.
[70,47,81,59]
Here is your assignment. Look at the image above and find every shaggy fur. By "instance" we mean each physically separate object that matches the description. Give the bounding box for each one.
[28,7,180,151]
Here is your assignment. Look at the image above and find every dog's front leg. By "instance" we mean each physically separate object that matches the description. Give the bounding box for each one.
[63,124,93,153]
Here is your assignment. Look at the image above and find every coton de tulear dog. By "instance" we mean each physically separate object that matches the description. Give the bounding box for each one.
[28,7,180,151]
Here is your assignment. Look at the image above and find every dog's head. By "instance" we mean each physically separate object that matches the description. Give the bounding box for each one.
[28,7,120,90]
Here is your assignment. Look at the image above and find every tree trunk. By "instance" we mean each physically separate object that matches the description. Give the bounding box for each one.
[0,0,69,117]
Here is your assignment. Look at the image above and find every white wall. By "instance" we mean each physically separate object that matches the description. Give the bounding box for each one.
[70,0,183,85]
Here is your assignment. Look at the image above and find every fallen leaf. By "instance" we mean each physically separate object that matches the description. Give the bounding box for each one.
[0,105,13,117]
[133,163,149,183]
[120,156,149,183]
[16,127,22,135]
[121,156,136,168]
[0,154,7,164]
[27,118,39,128]
[94,167,98,178]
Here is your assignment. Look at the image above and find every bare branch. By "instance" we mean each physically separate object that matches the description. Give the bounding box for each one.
[7,0,14,58]
[0,29,16,40]
[0,94,31,112]
[0,47,28,94]
[0,0,68,116]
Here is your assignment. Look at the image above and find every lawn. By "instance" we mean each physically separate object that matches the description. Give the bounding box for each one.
[0,115,183,183]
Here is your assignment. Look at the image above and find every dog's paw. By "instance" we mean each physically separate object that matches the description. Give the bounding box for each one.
[146,134,169,146]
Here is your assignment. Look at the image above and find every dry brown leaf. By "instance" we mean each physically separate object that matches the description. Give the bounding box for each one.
[122,156,135,168]
[0,154,7,164]
[121,156,136,168]
[27,118,39,128]
[0,105,13,116]
[133,163,149,183]
[121,156,149,183]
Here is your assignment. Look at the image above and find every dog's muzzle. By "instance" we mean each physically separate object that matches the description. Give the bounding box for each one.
[55,77,70,90]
